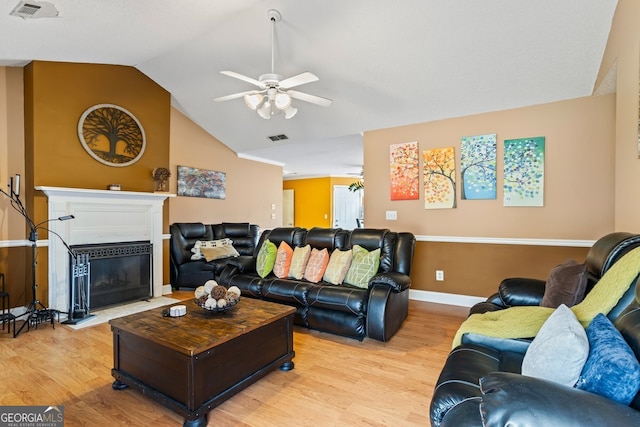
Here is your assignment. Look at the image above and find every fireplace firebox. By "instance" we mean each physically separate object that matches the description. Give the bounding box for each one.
[70,241,153,311]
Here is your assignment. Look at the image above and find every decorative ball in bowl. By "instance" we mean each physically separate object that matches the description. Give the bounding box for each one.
[194,281,241,313]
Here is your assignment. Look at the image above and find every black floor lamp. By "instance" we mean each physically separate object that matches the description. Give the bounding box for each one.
[1,174,75,337]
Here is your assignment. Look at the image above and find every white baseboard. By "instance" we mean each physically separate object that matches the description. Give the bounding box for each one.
[162,284,173,295]
[409,289,485,307]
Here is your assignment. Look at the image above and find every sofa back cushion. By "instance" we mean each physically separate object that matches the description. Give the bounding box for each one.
[178,222,209,239]
[350,228,389,273]
[211,223,260,256]
[304,227,348,251]
[257,227,307,256]
[170,222,214,264]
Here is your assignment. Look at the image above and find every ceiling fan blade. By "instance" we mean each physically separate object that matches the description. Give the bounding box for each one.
[288,90,333,107]
[220,71,265,89]
[214,90,262,102]
[279,72,319,89]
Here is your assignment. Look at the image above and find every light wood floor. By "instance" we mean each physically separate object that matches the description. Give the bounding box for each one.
[0,292,468,426]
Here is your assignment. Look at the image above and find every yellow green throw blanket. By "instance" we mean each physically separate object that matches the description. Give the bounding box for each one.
[452,246,640,349]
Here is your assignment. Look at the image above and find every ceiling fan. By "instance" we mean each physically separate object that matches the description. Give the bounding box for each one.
[214,9,332,119]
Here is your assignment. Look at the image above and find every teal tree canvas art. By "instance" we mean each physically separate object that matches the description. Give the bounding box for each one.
[503,137,545,206]
[460,134,497,200]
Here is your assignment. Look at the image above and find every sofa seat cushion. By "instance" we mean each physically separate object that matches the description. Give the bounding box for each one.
[223,272,263,299]
[261,279,313,306]
[430,343,524,427]
[307,284,368,316]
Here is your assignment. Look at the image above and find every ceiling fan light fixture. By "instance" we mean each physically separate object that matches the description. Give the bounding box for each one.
[257,101,272,119]
[244,93,264,110]
[275,92,291,109]
[284,105,298,119]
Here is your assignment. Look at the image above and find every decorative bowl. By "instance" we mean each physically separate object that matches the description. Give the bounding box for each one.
[195,296,239,313]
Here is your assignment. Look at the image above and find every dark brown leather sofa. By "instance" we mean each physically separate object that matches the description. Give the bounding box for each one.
[169,222,260,288]
[218,227,416,342]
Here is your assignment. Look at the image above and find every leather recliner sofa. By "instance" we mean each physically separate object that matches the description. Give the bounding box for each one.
[169,222,260,288]
[429,232,640,426]
[218,226,416,342]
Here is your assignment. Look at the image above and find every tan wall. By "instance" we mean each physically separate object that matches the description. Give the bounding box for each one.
[595,0,640,232]
[364,94,616,297]
[168,108,283,230]
[364,94,616,240]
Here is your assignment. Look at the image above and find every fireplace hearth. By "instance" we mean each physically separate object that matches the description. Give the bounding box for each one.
[71,241,153,310]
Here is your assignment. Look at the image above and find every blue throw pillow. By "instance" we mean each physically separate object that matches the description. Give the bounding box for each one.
[575,313,640,405]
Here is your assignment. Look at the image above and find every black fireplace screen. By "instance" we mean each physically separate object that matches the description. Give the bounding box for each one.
[70,241,152,310]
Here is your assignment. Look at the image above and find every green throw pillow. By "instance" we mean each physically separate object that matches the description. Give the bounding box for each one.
[256,239,277,278]
[344,245,380,288]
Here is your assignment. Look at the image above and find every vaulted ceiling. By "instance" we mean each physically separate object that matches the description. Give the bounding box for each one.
[0,0,618,178]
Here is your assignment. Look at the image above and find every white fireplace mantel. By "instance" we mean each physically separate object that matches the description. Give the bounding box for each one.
[36,186,175,313]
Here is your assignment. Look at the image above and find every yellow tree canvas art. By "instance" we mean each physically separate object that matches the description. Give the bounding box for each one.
[389,141,420,200]
[423,147,456,209]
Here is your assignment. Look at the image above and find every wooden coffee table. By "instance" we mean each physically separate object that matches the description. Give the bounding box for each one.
[109,297,295,427]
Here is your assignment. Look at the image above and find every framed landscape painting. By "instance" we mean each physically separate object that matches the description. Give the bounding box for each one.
[177,165,226,199]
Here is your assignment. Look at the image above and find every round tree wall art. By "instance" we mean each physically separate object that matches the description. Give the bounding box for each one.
[78,104,146,167]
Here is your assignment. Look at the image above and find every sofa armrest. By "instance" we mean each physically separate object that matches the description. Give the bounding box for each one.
[368,272,411,293]
[479,372,640,427]
[225,255,256,274]
[461,333,532,355]
[498,277,546,307]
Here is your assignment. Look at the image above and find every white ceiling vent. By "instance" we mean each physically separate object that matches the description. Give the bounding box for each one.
[10,1,59,19]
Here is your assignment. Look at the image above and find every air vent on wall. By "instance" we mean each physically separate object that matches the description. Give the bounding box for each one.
[267,134,289,142]
[10,1,59,19]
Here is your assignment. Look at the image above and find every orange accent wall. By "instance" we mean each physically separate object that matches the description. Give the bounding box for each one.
[283,176,357,228]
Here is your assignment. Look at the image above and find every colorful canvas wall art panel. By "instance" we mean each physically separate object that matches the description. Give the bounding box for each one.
[460,134,497,200]
[177,165,226,199]
[503,137,545,206]
[423,147,456,209]
[389,141,420,200]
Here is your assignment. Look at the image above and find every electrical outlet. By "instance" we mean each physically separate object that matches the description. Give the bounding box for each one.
[385,210,397,220]
[436,270,444,281]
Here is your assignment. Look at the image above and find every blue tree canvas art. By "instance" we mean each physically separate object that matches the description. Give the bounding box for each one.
[460,134,497,200]
[503,137,545,206]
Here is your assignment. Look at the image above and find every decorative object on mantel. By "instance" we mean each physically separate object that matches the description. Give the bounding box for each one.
[152,167,171,192]
[78,104,146,167]
[177,165,226,199]
[107,184,121,191]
